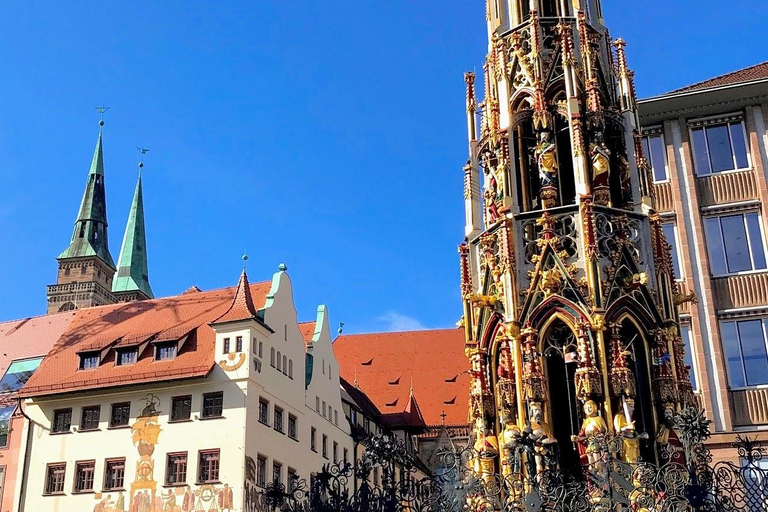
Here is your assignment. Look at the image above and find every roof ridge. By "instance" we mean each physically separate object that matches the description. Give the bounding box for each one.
[0,310,77,329]
[669,60,768,93]
[336,327,460,338]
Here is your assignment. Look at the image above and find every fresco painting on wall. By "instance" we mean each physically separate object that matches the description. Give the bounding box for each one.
[130,394,162,511]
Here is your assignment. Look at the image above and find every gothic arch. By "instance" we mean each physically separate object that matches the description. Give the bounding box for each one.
[525,294,590,333]
[605,297,659,333]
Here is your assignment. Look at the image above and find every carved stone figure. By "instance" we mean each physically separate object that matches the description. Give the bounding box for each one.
[614,397,641,463]
[535,131,559,208]
[571,399,608,467]
[590,132,611,205]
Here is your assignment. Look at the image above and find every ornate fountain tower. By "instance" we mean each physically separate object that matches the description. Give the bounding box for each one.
[460,0,696,475]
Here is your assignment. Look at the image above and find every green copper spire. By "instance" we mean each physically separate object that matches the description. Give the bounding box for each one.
[112,166,153,299]
[58,121,116,268]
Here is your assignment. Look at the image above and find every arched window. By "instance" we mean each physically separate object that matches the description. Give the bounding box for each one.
[58,302,77,312]
[288,360,293,379]
[277,351,282,371]
[282,355,287,374]
[541,319,581,468]
[271,348,276,367]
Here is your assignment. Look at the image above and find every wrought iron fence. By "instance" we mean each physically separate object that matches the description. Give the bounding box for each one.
[257,409,768,512]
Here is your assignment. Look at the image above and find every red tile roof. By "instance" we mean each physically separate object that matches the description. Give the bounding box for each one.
[0,311,76,374]
[299,321,316,344]
[670,61,768,93]
[213,270,260,324]
[333,328,468,428]
[20,282,270,398]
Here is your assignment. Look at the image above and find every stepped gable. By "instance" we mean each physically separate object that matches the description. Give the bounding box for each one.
[333,328,468,427]
[21,281,270,398]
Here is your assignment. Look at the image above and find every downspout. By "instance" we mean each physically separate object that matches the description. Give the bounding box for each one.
[16,398,37,512]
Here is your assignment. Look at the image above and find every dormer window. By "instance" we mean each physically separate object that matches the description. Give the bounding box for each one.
[116,348,138,366]
[155,342,177,361]
[79,352,100,370]
[223,338,230,354]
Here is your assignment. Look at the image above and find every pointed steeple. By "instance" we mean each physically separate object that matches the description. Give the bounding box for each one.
[214,263,260,324]
[112,164,153,300]
[57,120,115,268]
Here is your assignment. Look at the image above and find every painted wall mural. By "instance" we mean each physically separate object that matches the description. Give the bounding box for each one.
[219,352,246,372]
[90,393,241,512]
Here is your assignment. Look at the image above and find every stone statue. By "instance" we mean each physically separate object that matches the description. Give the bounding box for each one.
[656,403,685,465]
[529,401,556,473]
[571,399,609,467]
[535,131,559,208]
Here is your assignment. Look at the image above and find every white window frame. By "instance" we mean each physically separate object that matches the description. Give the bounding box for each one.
[689,113,751,177]
[705,211,768,277]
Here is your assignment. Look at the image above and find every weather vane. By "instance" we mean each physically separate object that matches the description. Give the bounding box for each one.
[137,147,149,170]
[95,106,110,126]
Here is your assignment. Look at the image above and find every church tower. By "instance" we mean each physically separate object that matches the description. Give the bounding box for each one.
[47,119,117,314]
[112,160,154,302]
[460,0,696,476]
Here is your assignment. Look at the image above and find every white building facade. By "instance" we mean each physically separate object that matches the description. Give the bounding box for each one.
[16,266,352,512]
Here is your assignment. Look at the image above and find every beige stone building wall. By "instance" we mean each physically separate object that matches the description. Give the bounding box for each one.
[639,75,768,464]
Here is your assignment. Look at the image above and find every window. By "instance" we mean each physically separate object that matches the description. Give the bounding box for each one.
[223,338,230,354]
[282,356,287,374]
[343,448,349,465]
[311,427,317,452]
[288,360,293,379]
[274,406,284,433]
[166,453,187,486]
[258,341,263,358]
[258,398,269,425]
[0,356,43,391]
[171,396,192,422]
[691,118,749,175]
[257,455,267,487]
[80,405,100,430]
[334,410,338,426]
[74,460,95,492]
[104,459,125,490]
[198,450,220,484]
[254,358,262,373]
[322,435,328,459]
[288,467,297,490]
[155,342,177,361]
[270,347,275,367]
[273,461,282,485]
[680,325,698,392]
[288,414,297,439]
[662,222,682,280]
[322,401,326,418]
[116,348,137,366]
[236,336,243,352]
[79,352,100,370]
[109,402,131,428]
[277,351,282,371]
[52,408,72,433]
[642,132,668,182]
[722,319,768,387]
[333,441,338,463]
[45,463,66,494]
[705,213,766,275]
[0,407,14,447]
[202,392,223,419]
[315,396,320,412]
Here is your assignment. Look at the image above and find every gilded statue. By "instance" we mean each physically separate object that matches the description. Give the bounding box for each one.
[589,131,611,205]
[613,397,641,463]
[656,403,685,465]
[535,131,559,208]
[571,400,608,467]
[529,401,556,473]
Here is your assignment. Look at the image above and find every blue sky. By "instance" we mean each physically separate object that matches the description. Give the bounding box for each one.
[1,1,766,332]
